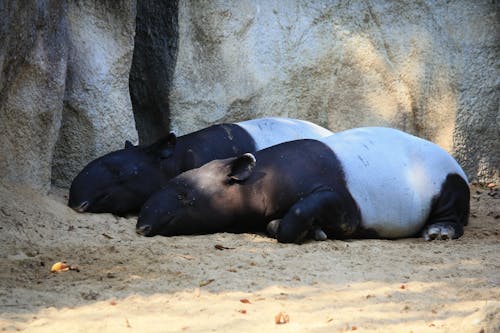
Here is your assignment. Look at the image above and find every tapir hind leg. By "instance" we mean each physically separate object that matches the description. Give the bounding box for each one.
[422,174,470,241]
[276,190,359,243]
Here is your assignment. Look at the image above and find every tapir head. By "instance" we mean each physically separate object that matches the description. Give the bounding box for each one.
[136,153,256,236]
[68,133,180,215]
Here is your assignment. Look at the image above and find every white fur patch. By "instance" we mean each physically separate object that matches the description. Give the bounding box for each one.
[237,117,333,150]
[321,127,468,238]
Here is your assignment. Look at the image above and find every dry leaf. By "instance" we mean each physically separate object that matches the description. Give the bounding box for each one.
[214,244,235,250]
[51,262,70,273]
[50,261,80,273]
[110,300,117,306]
[199,279,215,287]
[238,309,247,314]
[275,312,290,325]
[240,298,251,304]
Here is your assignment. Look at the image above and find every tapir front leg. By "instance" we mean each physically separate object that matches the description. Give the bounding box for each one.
[276,190,358,243]
[267,219,327,241]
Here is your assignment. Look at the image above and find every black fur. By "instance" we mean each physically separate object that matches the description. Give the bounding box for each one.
[423,173,470,239]
[137,140,362,242]
[69,123,256,215]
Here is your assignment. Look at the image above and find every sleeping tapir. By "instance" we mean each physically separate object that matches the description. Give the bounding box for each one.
[68,117,333,215]
[136,127,470,243]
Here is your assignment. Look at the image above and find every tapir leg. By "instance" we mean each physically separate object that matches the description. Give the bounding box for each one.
[266,220,281,238]
[267,219,327,241]
[422,174,470,241]
[276,191,358,243]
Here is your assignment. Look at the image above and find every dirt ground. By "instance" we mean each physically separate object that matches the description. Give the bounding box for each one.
[0,179,498,333]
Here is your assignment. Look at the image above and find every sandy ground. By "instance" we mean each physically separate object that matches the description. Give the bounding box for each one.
[0,180,498,333]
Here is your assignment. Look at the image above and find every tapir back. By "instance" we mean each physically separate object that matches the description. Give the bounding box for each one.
[321,127,468,238]
[237,117,333,150]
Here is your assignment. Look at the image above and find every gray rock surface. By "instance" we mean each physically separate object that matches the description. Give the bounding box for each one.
[1,1,138,191]
[51,0,138,188]
[0,1,497,192]
[170,0,498,183]
[445,2,499,184]
[129,0,179,144]
[0,1,68,192]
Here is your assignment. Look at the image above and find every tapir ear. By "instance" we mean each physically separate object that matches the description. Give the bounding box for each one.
[228,153,256,182]
[160,132,177,159]
[124,140,134,149]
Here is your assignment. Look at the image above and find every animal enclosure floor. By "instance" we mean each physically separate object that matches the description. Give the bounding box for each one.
[0,180,498,333]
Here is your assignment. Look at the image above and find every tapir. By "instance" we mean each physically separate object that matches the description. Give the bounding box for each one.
[68,117,333,215]
[136,127,470,243]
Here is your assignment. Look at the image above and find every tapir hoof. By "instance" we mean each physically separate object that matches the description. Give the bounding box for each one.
[422,223,458,241]
[266,220,281,238]
[136,225,152,236]
[313,228,328,241]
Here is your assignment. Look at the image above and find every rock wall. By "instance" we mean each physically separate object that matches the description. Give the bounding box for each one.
[0,1,498,192]
[445,2,499,185]
[0,1,68,192]
[129,0,178,144]
[0,0,138,191]
[170,0,498,183]
[51,0,138,187]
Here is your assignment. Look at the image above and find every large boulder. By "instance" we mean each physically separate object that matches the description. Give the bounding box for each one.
[0,1,68,192]
[169,1,498,183]
[51,0,138,188]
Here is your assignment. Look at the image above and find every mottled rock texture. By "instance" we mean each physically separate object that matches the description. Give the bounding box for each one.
[51,0,137,187]
[0,1,498,192]
[170,1,498,183]
[129,0,178,144]
[0,1,68,192]
[0,0,138,190]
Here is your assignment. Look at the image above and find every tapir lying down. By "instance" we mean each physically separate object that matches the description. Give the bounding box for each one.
[136,127,470,243]
[68,117,332,215]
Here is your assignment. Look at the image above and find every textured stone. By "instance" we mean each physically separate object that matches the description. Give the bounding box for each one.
[51,0,138,187]
[0,1,68,192]
[443,2,499,184]
[169,0,499,183]
[0,0,497,192]
[129,0,179,144]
